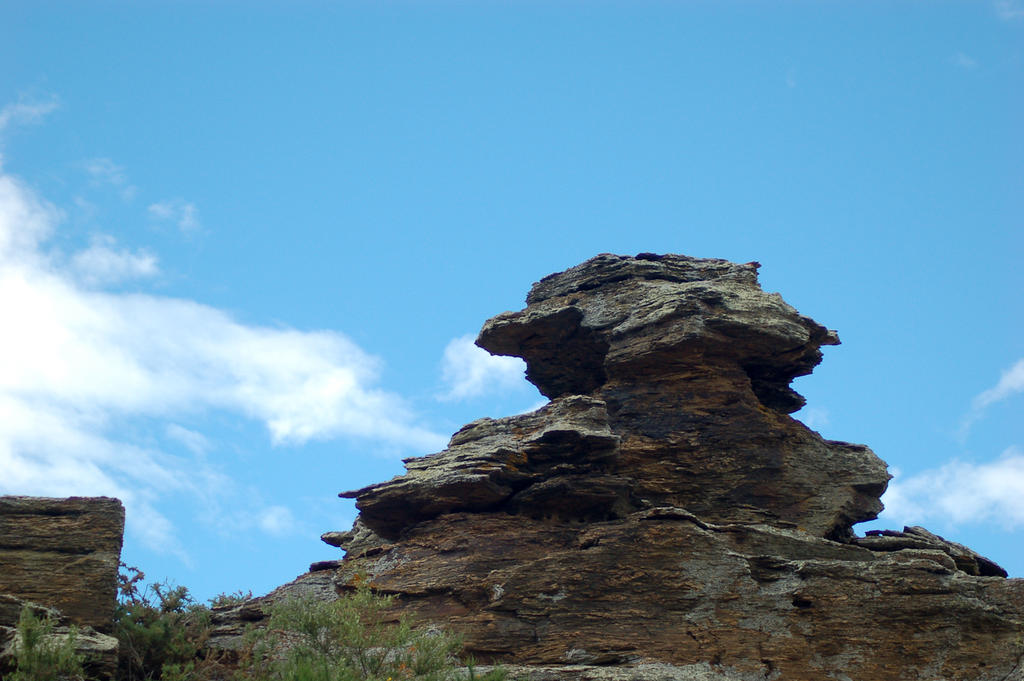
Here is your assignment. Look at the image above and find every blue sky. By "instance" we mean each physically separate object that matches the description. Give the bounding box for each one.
[1,2,1021,602]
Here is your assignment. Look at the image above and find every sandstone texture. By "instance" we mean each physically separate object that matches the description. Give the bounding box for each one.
[213,254,1024,681]
[0,496,124,678]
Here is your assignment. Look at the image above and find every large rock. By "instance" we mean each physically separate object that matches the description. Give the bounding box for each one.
[352,254,888,541]
[0,496,124,678]
[213,254,1024,681]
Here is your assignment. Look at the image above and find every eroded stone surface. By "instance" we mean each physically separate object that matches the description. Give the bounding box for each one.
[342,396,624,538]
[854,525,1008,577]
[352,253,889,541]
[0,496,124,631]
[479,253,837,413]
[0,596,119,681]
[211,253,1023,681]
[0,496,125,679]
[330,510,1022,679]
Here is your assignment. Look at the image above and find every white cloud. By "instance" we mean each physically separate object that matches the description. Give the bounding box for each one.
[951,52,978,70]
[995,0,1024,20]
[83,158,137,201]
[439,334,528,401]
[797,406,830,431]
[881,447,1024,529]
[973,358,1024,411]
[0,161,445,559]
[0,394,192,559]
[70,235,159,286]
[149,199,200,233]
[0,94,60,135]
[0,172,60,259]
[961,358,1024,436]
[165,424,211,455]
[258,506,298,537]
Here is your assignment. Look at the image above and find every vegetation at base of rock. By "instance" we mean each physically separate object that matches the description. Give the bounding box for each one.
[10,604,87,681]
[114,564,228,681]
[102,564,501,681]
[239,579,507,681]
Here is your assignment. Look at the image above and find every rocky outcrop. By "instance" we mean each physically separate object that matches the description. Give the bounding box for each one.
[0,595,120,680]
[213,254,1024,680]
[0,496,124,678]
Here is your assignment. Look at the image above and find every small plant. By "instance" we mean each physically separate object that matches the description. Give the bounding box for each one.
[209,590,253,608]
[9,604,86,681]
[241,579,507,681]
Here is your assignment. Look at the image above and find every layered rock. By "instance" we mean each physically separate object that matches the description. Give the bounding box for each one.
[0,496,124,678]
[215,254,1024,680]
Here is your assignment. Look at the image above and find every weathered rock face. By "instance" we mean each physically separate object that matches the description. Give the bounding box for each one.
[0,496,124,678]
[0,496,124,631]
[349,254,888,542]
[0,595,120,680]
[216,254,1024,681]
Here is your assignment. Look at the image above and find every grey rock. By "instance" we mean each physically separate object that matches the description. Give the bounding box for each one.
[341,396,622,538]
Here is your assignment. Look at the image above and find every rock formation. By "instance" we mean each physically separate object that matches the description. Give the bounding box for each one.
[213,253,1024,681]
[0,496,124,678]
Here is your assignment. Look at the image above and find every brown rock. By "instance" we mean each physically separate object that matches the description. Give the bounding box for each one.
[0,596,119,681]
[342,396,624,538]
[0,496,124,632]
[355,253,888,542]
[855,525,1008,577]
[0,496,124,678]
[214,253,1024,681]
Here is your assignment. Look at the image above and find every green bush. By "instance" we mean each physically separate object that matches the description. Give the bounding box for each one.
[208,590,253,609]
[9,604,86,681]
[109,564,506,681]
[114,564,223,681]
[240,580,507,681]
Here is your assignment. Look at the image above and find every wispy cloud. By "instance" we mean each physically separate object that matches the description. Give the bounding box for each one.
[961,358,1024,436]
[0,94,60,135]
[83,157,137,201]
[881,447,1024,529]
[797,406,830,431]
[0,159,445,559]
[973,359,1024,411]
[438,334,528,401]
[165,424,211,456]
[951,52,979,70]
[70,234,159,286]
[257,505,299,537]
[149,199,200,233]
[995,0,1024,20]
[0,94,60,168]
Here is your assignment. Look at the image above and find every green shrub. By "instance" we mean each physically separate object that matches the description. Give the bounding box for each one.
[111,564,505,681]
[208,590,253,609]
[241,580,507,681]
[114,564,223,681]
[9,604,86,681]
